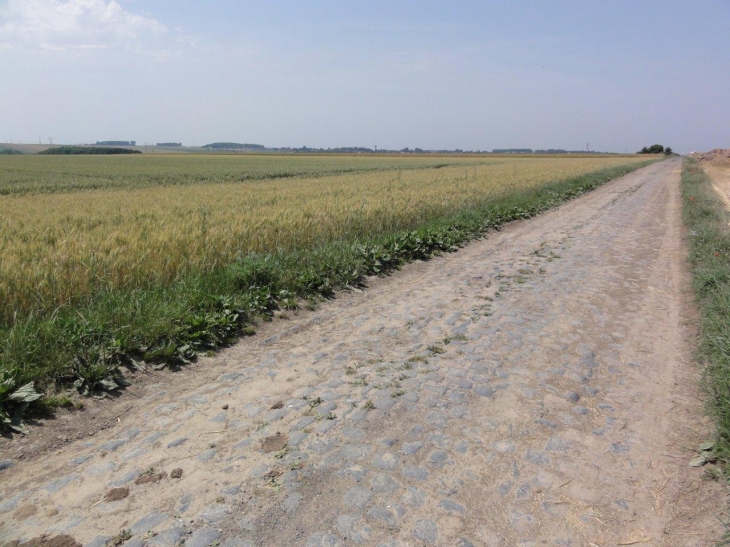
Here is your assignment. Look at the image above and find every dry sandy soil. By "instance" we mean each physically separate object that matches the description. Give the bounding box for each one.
[0,158,726,547]
[701,157,730,212]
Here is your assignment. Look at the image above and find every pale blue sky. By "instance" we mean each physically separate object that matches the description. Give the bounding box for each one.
[1,0,728,153]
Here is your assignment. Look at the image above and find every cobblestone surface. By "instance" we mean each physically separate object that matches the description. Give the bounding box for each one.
[0,159,722,545]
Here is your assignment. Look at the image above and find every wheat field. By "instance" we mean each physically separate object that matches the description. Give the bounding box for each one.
[0,154,648,324]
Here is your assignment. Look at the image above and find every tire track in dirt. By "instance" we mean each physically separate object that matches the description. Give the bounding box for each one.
[1,158,724,546]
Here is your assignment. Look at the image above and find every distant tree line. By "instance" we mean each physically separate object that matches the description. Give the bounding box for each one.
[192,142,617,155]
[96,141,136,146]
[0,148,23,155]
[203,142,265,150]
[638,144,674,155]
[156,142,182,147]
[492,148,603,154]
[39,146,142,155]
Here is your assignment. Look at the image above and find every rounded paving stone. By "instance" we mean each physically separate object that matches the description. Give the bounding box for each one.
[282,492,303,512]
[372,452,399,470]
[201,503,230,523]
[98,439,127,452]
[222,539,255,547]
[370,473,402,495]
[425,412,449,427]
[197,449,217,462]
[147,527,185,547]
[43,473,80,493]
[413,519,438,545]
[401,442,423,455]
[248,464,270,478]
[428,450,449,468]
[335,513,371,544]
[167,437,187,448]
[545,437,571,452]
[109,469,141,487]
[306,532,343,547]
[373,397,396,411]
[68,455,92,467]
[492,441,517,454]
[401,466,428,481]
[341,444,373,461]
[221,484,242,496]
[186,528,222,547]
[368,506,396,527]
[339,464,368,482]
[474,385,496,397]
[342,427,367,441]
[343,486,373,509]
[84,536,111,547]
[403,486,427,508]
[572,406,590,416]
[439,499,466,514]
[130,512,170,535]
[525,449,551,466]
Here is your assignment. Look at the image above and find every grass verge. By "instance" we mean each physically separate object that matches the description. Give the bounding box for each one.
[0,159,657,432]
[681,159,730,469]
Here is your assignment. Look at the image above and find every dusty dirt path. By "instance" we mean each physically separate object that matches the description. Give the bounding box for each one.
[0,158,724,547]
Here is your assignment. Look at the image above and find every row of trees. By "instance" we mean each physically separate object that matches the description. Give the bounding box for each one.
[203,142,265,150]
[39,146,142,155]
[638,144,674,155]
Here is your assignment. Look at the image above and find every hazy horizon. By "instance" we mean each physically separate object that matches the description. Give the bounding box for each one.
[1,0,728,154]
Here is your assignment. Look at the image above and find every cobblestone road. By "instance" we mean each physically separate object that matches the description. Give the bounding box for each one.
[1,158,722,546]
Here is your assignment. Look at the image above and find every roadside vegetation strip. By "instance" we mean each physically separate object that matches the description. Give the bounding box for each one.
[0,158,657,433]
[681,158,730,468]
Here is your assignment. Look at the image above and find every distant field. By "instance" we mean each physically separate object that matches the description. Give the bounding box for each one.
[0,154,648,321]
[0,154,489,194]
[0,153,629,194]
[0,153,657,402]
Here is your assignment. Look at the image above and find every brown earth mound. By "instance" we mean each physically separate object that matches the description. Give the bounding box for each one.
[694,148,730,162]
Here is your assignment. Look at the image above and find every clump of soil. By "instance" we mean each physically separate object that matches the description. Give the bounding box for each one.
[3,535,81,547]
[171,468,183,479]
[134,471,167,485]
[104,487,129,502]
[270,401,284,409]
[264,468,282,480]
[13,505,37,520]
[262,432,288,452]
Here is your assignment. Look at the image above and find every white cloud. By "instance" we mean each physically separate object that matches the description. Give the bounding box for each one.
[0,0,167,51]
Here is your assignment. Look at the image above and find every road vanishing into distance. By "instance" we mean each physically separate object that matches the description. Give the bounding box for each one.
[1,158,723,546]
